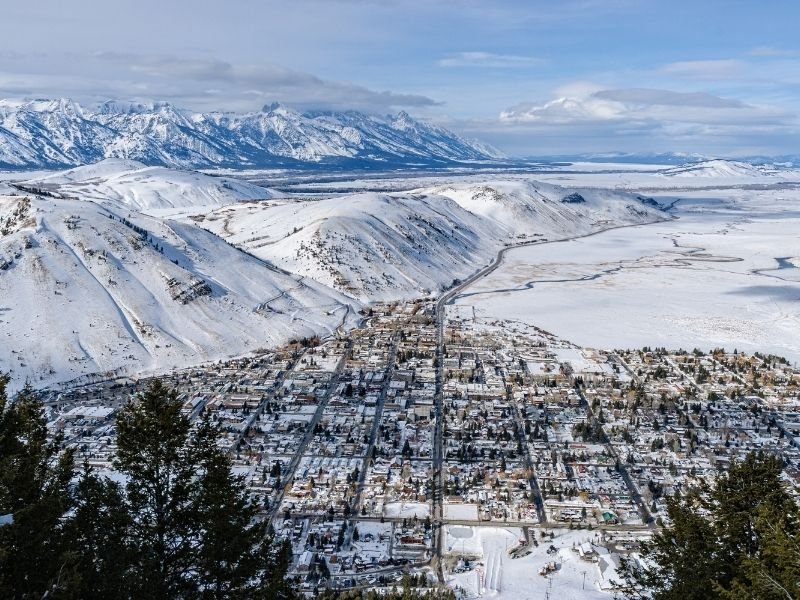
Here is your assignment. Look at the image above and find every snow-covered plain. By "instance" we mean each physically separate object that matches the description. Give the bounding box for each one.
[452,178,800,365]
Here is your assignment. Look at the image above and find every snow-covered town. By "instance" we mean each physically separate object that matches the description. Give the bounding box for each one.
[40,298,800,598]
[4,3,800,599]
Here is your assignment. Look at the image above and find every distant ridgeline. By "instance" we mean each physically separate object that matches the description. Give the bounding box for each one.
[0,98,503,170]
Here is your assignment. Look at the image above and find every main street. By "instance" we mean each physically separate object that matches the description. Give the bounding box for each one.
[344,329,400,548]
[431,237,548,582]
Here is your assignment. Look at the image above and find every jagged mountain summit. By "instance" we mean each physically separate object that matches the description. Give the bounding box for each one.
[0,98,501,170]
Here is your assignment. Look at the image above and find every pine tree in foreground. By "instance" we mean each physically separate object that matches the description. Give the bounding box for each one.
[114,379,294,599]
[0,376,75,599]
[65,464,134,599]
[0,375,295,599]
[619,451,800,599]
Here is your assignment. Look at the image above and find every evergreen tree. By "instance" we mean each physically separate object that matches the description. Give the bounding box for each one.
[620,451,798,599]
[0,375,295,599]
[264,538,295,600]
[64,466,132,599]
[720,499,800,600]
[116,379,295,599]
[192,415,285,599]
[114,379,202,598]
[0,378,75,599]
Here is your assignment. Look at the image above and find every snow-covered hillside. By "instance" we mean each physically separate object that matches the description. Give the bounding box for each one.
[0,192,356,388]
[0,98,497,170]
[193,181,668,302]
[194,193,503,301]
[20,159,276,211]
[420,180,663,238]
[0,161,668,388]
[660,159,777,178]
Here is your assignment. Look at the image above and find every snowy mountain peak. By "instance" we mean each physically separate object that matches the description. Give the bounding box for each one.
[95,100,150,115]
[391,110,416,131]
[28,97,85,116]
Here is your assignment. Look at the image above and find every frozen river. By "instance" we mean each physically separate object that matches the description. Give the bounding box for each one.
[452,189,800,365]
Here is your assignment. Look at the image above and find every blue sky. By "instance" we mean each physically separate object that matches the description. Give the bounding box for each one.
[2,0,799,156]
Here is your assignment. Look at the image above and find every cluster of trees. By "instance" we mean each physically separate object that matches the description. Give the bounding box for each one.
[0,375,293,599]
[620,451,800,599]
[572,417,606,443]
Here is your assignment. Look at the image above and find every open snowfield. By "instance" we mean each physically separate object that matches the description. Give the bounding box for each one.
[444,503,480,521]
[445,527,628,599]
[452,183,800,365]
[383,501,430,519]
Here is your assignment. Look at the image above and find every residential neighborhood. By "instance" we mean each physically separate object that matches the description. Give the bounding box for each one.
[41,299,800,596]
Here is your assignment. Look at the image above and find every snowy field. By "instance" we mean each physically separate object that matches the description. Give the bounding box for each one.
[453,186,800,365]
[383,501,430,519]
[444,503,480,521]
[445,526,633,599]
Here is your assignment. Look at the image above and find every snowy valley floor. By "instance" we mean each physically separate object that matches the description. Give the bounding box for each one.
[451,187,800,367]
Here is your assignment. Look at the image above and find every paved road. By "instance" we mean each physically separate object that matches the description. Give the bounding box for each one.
[345,329,400,547]
[431,238,550,582]
[279,511,653,532]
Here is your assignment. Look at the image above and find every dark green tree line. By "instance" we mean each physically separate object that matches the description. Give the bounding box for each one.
[0,375,75,598]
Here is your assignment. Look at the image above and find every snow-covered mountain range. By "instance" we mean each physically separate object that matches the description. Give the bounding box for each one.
[0,98,501,170]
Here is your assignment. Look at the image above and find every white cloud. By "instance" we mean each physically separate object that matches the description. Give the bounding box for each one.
[499,87,789,127]
[438,52,545,68]
[0,52,441,113]
[661,59,744,80]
